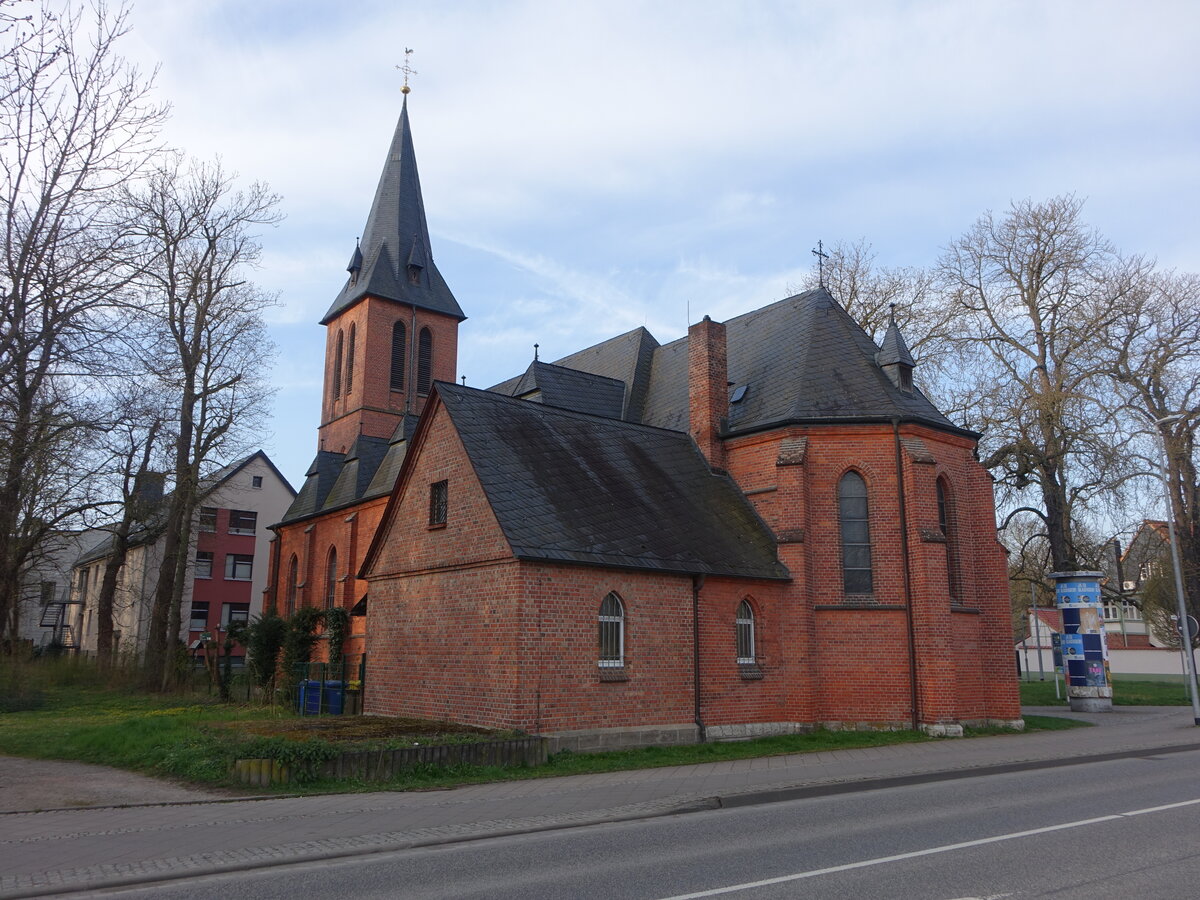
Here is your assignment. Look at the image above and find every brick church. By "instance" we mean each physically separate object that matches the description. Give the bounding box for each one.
[268,96,1021,749]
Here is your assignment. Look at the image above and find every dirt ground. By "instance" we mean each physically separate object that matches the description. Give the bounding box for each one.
[211,714,497,743]
[0,756,226,813]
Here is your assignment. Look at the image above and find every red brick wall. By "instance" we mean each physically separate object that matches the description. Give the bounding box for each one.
[319,295,460,454]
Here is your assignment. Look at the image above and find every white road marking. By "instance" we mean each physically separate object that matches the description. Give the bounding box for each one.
[656,798,1200,899]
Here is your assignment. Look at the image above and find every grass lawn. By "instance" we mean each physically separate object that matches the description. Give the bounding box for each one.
[1019,678,1196,707]
[0,661,1085,794]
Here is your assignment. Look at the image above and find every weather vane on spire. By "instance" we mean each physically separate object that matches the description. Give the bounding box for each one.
[811,240,829,289]
[396,48,417,95]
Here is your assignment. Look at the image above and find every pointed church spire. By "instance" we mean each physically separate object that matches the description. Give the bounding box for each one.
[321,95,464,324]
[878,304,916,392]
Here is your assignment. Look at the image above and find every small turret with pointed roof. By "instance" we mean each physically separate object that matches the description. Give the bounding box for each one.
[321,95,464,324]
[877,303,916,392]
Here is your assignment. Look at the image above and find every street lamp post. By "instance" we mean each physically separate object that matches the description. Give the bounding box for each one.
[1152,414,1200,726]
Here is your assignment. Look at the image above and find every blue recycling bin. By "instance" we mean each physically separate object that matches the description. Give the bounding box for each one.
[297,680,322,714]
[323,680,345,715]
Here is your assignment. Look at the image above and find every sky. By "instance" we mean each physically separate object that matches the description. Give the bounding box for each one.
[117,0,1200,487]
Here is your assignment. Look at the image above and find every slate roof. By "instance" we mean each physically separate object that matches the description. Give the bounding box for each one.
[494,360,626,419]
[522,288,968,438]
[321,98,464,325]
[878,319,916,368]
[490,327,659,422]
[437,382,788,580]
[277,415,421,527]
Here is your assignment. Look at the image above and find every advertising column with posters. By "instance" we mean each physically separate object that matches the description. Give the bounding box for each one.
[1048,570,1113,712]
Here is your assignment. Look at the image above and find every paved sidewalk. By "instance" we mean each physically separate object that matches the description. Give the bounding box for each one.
[2,705,1198,898]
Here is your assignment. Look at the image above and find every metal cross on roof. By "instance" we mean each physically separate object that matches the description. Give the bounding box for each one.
[811,240,829,288]
[396,48,417,95]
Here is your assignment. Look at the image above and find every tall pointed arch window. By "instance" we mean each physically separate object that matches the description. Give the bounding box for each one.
[937,477,959,602]
[286,554,298,617]
[735,600,755,664]
[331,330,344,399]
[417,327,433,394]
[345,324,356,394]
[839,471,873,594]
[390,321,406,392]
[598,592,624,668]
[325,548,338,610]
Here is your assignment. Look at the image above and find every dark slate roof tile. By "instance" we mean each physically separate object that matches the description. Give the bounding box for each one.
[438,383,787,580]
[321,99,464,324]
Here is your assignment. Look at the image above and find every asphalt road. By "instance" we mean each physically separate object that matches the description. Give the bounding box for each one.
[87,749,1200,900]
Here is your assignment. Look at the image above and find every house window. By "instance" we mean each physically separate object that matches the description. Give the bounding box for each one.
[222,602,250,627]
[346,324,356,393]
[286,554,298,617]
[937,477,958,602]
[325,547,338,609]
[332,329,344,399]
[390,320,406,392]
[599,592,625,667]
[736,599,755,663]
[251,475,263,489]
[198,507,218,533]
[40,581,56,605]
[189,602,209,631]
[838,471,873,594]
[429,480,448,527]
[225,554,253,581]
[195,551,213,579]
[417,327,433,394]
[228,510,257,535]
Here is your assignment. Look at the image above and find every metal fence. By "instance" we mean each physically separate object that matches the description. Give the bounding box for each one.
[292,654,366,715]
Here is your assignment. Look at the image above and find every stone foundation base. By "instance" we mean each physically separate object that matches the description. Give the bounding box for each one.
[545,723,699,754]
[706,721,813,741]
[1069,696,1113,712]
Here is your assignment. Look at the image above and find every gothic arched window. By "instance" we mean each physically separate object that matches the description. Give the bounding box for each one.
[838,471,873,594]
[286,554,298,617]
[331,330,344,399]
[736,599,755,663]
[325,547,337,609]
[345,324,356,394]
[937,477,959,602]
[598,592,624,667]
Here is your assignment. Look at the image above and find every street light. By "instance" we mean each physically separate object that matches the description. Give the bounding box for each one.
[1151,413,1200,726]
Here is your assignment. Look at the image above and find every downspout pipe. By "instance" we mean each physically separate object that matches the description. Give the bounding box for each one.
[692,573,706,743]
[893,418,920,731]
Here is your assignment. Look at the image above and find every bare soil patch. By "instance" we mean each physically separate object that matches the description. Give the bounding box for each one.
[210,715,501,744]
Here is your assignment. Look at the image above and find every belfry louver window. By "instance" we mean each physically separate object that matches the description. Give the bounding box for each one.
[417,327,432,394]
[390,321,406,392]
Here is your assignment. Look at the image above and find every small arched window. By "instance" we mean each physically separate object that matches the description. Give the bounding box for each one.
[345,324,356,394]
[331,330,344,399]
[937,477,959,602]
[417,327,433,394]
[598,592,624,668]
[325,547,337,609]
[286,554,298,617]
[736,599,755,663]
[839,471,873,594]
[390,321,407,392]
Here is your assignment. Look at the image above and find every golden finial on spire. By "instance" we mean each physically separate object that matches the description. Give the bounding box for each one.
[396,48,416,95]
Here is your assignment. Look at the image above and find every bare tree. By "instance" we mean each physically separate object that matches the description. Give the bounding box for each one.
[91,396,165,667]
[1103,271,1200,619]
[124,157,279,684]
[937,196,1141,572]
[0,2,164,643]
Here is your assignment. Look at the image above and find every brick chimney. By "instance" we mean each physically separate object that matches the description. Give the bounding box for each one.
[688,315,727,470]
